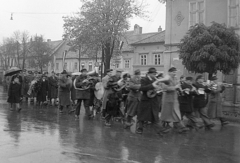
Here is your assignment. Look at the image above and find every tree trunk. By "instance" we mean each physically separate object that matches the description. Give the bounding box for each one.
[104,42,111,75]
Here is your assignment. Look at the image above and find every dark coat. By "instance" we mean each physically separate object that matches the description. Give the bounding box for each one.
[126,75,141,116]
[58,76,72,106]
[7,82,22,103]
[36,79,48,102]
[102,75,112,110]
[106,91,122,116]
[193,82,211,109]
[178,82,195,113]
[75,74,90,100]
[48,76,58,99]
[137,76,159,123]
[22,75,31,97]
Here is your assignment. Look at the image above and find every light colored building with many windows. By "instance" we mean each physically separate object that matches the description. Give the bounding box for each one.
[164,0,240,120]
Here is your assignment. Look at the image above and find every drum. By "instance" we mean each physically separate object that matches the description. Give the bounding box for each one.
[94,82,104,100]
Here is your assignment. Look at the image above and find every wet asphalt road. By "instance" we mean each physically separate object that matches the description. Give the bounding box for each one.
[0,86,240,163]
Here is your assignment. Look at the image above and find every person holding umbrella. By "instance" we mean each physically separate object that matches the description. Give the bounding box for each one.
[7,75,22,112]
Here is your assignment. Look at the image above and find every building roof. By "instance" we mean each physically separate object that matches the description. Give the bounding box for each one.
[131,31,165,45]
[121,31,158,52]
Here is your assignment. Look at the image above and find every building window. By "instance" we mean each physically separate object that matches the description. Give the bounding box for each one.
[140,54,147,65]
[189,1,205,27]
[124,60,130,68]
[154,53,162,65]
[81,62,85,70]
[64,63,67,70]
[89,62,92,71]
[228,0,239,27]
[56,63,59,70]
[74,62,78,70]
[115,64,119,68]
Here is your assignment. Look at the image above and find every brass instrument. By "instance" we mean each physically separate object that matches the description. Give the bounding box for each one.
[146,75,170,98]
[73,67,99,91]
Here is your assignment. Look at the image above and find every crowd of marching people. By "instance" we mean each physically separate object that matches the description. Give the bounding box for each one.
[5,66,230,136]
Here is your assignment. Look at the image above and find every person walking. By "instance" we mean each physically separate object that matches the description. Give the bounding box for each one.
[193,75,215,129]
[207,75,229,126]
[7,75,22,112]
[58,70,73,113]
[74,69,93,119]
[160,67,189,133]
[124,69,141,129]
[48,71,58,106]
[136,67,170,135]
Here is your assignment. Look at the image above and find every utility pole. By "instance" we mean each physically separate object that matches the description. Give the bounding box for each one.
[78,46,81,71]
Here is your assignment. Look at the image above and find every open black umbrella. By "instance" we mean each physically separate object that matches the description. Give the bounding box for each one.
[4,67,22,76]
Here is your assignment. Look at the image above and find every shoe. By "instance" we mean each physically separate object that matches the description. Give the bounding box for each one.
[88,114,94,120]
[177,127,189,133]
[160,127,171,133]
[105,122,111,127]
[17,108,22,112]
[124,122,133,129]
[221,121,229,126]
[206,123,215,129]
[68,109,75,114]
[136,128,143,134]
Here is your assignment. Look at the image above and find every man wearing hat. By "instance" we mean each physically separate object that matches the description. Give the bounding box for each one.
[101,69,113,118]
[193,75,215,128]
[124,69,141,128]
[36,74,48,106]
[48,71,58,106]
[207,75,229,126]
[75,69,93,119]
[160,67,189,133]
[22,69,31,102]
[136,67,170,135]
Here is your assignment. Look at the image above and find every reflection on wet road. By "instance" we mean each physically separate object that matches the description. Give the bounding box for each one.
[0,86,240,163]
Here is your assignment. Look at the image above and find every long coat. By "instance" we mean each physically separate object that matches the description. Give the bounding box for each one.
[48,76,58,99]
[102,75,113,110]
[178,82,195,113]
[126,75,141,117]
[160,76,181,123]
[207,84,224,118]
[58,76,72,106]
[7,82,22,103]
[36,79,48,102]
[75,74,90,100]
[22,75,31,97]
[137,76,160,123]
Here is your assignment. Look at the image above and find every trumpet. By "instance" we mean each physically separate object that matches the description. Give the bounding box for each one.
[221,83,233,87]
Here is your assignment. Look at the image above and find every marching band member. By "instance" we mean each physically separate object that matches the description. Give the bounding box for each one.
[160,67,189,133]
[101,69,113,119]
[136,67,170,135]
[178,76,199,129]
[124,69,141,129]
[75,69,93,119]
[193,75,215,129]
[36,74,48,106]
[58,70,73,113]
[48,71,58,106]
[207,75,229,126]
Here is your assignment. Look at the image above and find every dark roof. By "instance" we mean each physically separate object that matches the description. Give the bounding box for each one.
[131,31,165,45]
[121,31,158,52]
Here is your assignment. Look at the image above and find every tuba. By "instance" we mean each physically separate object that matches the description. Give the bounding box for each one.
[73,66,99,91]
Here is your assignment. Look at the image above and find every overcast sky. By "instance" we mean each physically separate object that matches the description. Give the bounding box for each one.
[0,0,165,42]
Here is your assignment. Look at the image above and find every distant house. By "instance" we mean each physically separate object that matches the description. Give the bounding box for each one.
[48,40,101,74]
[120,24,165,75]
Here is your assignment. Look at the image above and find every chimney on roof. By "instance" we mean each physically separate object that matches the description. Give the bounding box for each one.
[158,26,162,32]
[134,24,142,34]
[47,39,51,42]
